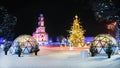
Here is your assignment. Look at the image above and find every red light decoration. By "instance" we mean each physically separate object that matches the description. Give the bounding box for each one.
[106,22,117,38]
[107,22,117,30]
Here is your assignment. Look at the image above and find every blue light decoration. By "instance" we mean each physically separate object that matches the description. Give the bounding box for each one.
[85,37,94,44]
[0,38,4,44]
[40,14,43,17]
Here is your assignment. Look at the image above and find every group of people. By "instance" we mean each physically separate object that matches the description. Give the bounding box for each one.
[3,41,40,57]
[89,41,113,58]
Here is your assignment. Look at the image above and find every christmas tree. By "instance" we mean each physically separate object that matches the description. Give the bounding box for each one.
[68,15,85,47]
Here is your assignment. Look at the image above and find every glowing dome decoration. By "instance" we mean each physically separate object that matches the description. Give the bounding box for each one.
[92,34,117,47]
[13,34,37,47]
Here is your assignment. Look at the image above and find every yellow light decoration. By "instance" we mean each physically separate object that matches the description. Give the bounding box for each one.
[68,15,85,47]
[13,34,37,47]
[92,34,117,47]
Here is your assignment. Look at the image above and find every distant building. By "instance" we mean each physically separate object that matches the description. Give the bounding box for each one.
[33,14,48,45]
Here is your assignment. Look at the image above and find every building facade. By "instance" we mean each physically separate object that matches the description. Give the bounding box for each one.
[33,14,48,45]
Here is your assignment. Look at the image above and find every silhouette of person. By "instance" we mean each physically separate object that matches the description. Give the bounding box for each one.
[3,45,9,55]
[90,43,95,57]
[106,42,113,58]
[33,44,39,56]
[17,43,22,57]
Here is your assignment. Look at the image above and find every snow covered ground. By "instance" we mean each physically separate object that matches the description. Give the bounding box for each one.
[0,47,120,68]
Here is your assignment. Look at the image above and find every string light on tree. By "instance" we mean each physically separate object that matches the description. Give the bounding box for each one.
[68,15,85,47]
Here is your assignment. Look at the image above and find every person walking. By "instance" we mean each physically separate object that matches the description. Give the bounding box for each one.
[3,45,9,55]
[106,42,113,58]
[17,45,22,57]
[33,44,39,56]
[90,43,95,57]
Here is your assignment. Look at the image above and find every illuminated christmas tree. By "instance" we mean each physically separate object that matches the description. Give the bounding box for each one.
[68,15,85,47]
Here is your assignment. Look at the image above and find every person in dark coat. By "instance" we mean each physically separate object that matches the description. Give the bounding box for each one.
[33,44,39,56]
[94,46,98,55]
[106,43,113,58]
[3,45,9,55]
[90,43,95,57]
[17,45,22,57]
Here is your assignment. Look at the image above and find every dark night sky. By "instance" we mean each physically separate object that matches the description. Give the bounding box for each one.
[0,0,120,40]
